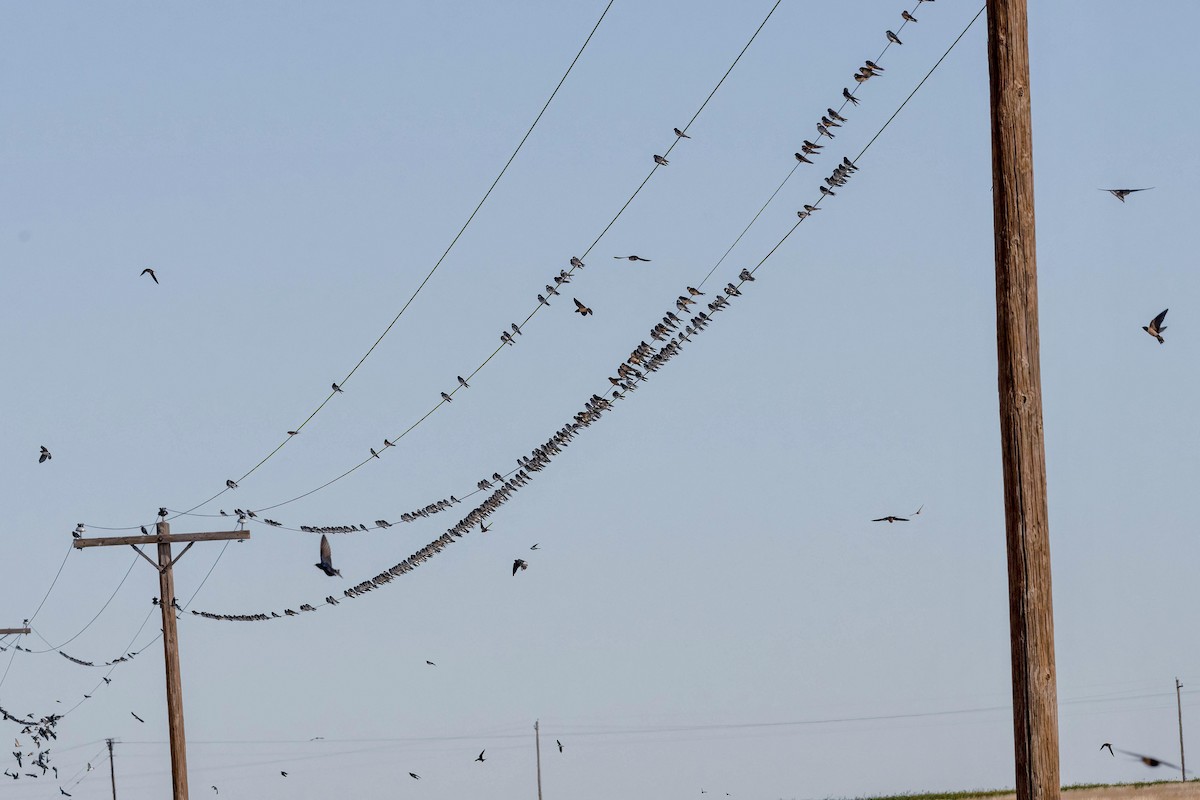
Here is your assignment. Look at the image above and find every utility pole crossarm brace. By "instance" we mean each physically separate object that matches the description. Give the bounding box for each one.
[0,628,31,635]
[73,530,250,549]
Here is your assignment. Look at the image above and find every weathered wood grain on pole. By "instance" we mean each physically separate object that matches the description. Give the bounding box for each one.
[0,628,31,635]
[986,1,1060,799]
[157,521,190,800]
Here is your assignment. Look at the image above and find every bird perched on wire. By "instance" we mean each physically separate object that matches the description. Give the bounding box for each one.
[817,124,836,139]
[573,298,593,317]
[738,269,755,282]
[225,479,238,489]
[1143,308,1168,344]
[842,87,860,106]
[440,392,453,403]
[886,30,902,44]
[902,9,918,22]
[872,515,908,523]
[140,268,158,284]
[1102,187,1153,203]
[827,108,848,123]
[795,152,813,164]
[512,559,528,576]
[570,256,585,270]
[331,382,343,393]
[653,155,669,166]
[673,127,690,139]
[686,286,705,296]
[315,535,341,578]
[38,446,51,463]
[615,255,651,262]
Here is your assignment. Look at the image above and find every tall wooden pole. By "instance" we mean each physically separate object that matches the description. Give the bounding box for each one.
[108,738,118,800]
[74,521,248,800]
[157,521,189,800]
[986,2,1059,799]
[534,719,543,800]
[1177,678,1186,782]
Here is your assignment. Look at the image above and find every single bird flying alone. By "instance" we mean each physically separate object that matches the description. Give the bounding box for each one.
[475,750,486,762]
[872,515,908,523]
[512,558,528,576]
[1101,742,1114,756]
[131,712,144,723]
[573,298,593,317]
[615,255,651,262]
[1143,308,1168,344]
[557,739,563,753]
[1102,187,1152,203]
[140,268,158,284]
[315,535,341,577]
[38,446,51,463]
[409,773,420,780]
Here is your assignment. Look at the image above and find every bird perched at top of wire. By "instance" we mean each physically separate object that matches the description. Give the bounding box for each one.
[226,479,238,489]
[140,268,158,284]
[315,535,341,578]
[38,446,51,463]
[1143,308,1168,344]
[1101,187,1153,202]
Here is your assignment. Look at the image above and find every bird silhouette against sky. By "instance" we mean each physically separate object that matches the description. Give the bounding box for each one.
[1102,187,1152,202]
[1143,308,1168,343]
[140,268,158,284]
[38,446,51,463]
[315,535,341,577]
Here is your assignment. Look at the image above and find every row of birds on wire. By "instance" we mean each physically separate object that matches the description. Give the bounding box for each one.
[10,0,941,745]
[49,2,933,543]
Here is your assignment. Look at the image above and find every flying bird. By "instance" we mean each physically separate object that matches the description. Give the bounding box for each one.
[480,522,491,533]
[60,789,71,797]
[653,155,669,166]
[131,712,145,723]
[1115,747,1183,770]
[280,772,288,777]
[513,559,528,576]
[1101,742,1114,756]
[1143,308,1168,344]
[886,30,903,44]
[38,446,51,463]
[614,255,651,262]
[475,750,486,762]
[530,543,540,550]
[212,787,218,794]
[911,504,924,516]
[573,298,593,317]
[1102,187,1152,203]
[674,127,690,138]
[140,268,158,285]
[315,535,341,578]
[557,739,563,752]
[426,660,436,666]
[409,773,420,780]
[872,516,908,523]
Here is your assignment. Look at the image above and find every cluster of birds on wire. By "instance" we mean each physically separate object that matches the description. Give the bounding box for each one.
[11,0,1181,787]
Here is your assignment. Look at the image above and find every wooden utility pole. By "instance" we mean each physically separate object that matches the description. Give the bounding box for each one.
[0,627,31,635]
[534,719,544,800]
[75,521,250,800]
[107,738,118,800]
[985,2,1059,800]
[1177,678,1186,782]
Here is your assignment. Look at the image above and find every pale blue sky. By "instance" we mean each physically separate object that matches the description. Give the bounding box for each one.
[3,1,1200,798]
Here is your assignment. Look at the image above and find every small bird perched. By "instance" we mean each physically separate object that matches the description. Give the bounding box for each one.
[820,185,836,197]
[673,127,690,139]
[820,115,841,129]
[795,152,813,164]
[287,430,299,436]
[873,516,908,523]
[369,448,380,459]
[1143,308,1168,344]
[458,376,469,388]
[226,479,238,490]
[803,139,824,151]
[886,30,903,44]
[38,446,51,463]
[140,268,158,285]
[72,524,85,539]
[686,286,705,296]
[817,124,835,139]
[511,323,523,336]
[512,559,528,576]
[827,108,848,123]
[570,256,585,270]
[141,525,149,535]
[902,9,918,22]
[331,382,343,393]
[842,87,860,106]
[440,392,453,403]
[653,154,669,166]
[865,61,884,72]
[573,298,593,317]
[315,535,341,577]
[475,750,486,762]
[383,439,394,448]
[1102,187,1153,202]
[738,269,755,282]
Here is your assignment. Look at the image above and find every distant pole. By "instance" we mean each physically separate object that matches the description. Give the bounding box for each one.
[1177,678,1186,782]
[986,2,1060,800]
[0,627,31,635]
[108,738,117,800]
[74,520,251,800]
[534,719,544,800]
